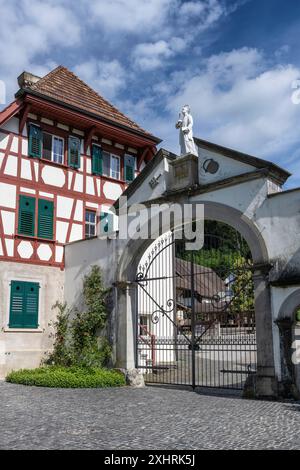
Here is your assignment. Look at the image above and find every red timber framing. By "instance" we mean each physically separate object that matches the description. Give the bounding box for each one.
[0,92,160,270]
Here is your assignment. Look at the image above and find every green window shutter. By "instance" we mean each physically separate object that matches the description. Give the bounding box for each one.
[38,199,54,240]
[68,136,81,168]
[100,212,113,234]
[18,195,36,236]
[9,281,39,329]
[28,124,42,158]
[23,282,39,328]
[9,281,26,328]
[91,144,103,175]
[124,155,135,182]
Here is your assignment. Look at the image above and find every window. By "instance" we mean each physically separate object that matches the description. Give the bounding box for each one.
[18,195,54,240]
[42,133,52,161]
[53,136,64,164]
[124,154,136,183]
[9,280,40,329]
[68,136,81,168]
[111,155,120,179]
[42,133,64,164]
[28,124,42,158]
[139,315,149,336]
[101,152,120,180]
[85,210,97,239]
[102,151,110,177]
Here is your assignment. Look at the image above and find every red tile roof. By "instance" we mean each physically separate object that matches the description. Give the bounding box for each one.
[24,66,154,137]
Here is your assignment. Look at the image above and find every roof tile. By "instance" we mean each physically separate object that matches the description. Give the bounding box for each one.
[26,66,152,136]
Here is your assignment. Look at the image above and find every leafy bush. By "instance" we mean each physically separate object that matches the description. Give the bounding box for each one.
[46,302,73,367]
[45,266,112,368]
[6,366,125,388]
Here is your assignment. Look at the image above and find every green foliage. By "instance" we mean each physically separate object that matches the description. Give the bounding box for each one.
[231,257,254,313]
[6,366,125,388]
[183,248,244,278]
[45,265,112,368]
[177,220,254,314]
[46,302,73,367]
[296,309,300,322]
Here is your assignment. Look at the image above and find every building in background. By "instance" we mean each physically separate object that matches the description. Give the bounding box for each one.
[0,66,160,377]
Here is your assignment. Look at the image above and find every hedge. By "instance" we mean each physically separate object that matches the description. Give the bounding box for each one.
[6,366,126,389]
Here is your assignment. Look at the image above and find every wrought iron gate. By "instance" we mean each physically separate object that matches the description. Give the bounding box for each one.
[135,230,257,390]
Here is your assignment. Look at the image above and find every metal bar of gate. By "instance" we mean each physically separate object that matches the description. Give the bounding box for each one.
[190,251,196,389]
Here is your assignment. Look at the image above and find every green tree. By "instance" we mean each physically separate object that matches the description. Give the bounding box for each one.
[231,256,254,313]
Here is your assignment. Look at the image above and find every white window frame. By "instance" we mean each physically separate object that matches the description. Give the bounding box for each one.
[110,154,120,180]
[52,135,64,164]
[42,132,65,164]
[85,209,97,239]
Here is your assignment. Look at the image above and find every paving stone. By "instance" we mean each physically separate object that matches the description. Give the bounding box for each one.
[0,382,299,450]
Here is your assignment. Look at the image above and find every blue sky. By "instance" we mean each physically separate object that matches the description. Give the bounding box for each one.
[1,0,300,187]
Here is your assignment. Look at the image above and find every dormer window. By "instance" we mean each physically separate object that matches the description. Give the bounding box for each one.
[111,155,120,180]
[102,151,120,180]
[42,133,64,164]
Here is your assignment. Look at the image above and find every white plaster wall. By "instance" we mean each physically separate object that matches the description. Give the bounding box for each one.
[197,144,257,185]
[0,262,64,379]
[56,196,73,219]
[255,190,300,269]
[0,183,16,208]
[41,166,65,187]
[65,237,123,309]
[103,182,123,201]
[4,155,18,176]
[126,157,169,207]
[21,159,32,180]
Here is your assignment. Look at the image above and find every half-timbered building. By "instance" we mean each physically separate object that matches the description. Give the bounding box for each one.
[0,66,159,376]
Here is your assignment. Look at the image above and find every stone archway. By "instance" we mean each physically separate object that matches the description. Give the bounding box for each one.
[116,201,277,397]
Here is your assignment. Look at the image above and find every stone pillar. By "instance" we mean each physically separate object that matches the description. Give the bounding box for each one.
[253,267,278,398]
[115,281,136,370]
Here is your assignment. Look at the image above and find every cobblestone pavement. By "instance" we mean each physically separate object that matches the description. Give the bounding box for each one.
[0,382,300,450]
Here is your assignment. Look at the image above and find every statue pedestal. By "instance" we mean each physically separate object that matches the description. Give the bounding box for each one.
[167,153,199,192]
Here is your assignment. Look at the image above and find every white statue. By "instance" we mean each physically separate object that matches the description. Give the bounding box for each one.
[176,104,198,156]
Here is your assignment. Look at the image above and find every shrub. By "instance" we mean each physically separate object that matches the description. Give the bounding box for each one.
[46,302,73,367]
[45,266,112,368]
[6,366,125,388]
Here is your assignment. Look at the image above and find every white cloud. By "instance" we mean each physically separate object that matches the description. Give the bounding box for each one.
[133,39,185,70]
[0,0,81,102]
[180,1,206,16]
[74,59,126,100]
[131,0,228,70]
[165,48,300,161]
[88,0,173,32]
[179,0,224,28]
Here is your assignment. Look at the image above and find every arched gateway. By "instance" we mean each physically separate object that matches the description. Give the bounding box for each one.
[65,138,300,399]
[135,224,257,390]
